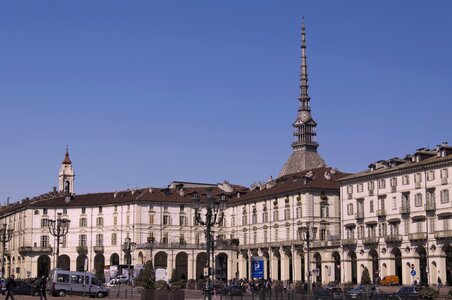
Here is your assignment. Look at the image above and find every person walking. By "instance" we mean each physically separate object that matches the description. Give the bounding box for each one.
[39,275,47,300]
[4,274,16,300]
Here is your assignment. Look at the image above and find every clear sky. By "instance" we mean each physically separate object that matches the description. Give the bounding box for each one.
[1,1,451,203]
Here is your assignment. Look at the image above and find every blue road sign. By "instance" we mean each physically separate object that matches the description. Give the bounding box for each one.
[252,256,264,279]
[411,270,416,277]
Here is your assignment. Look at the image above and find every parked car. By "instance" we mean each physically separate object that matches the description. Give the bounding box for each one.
[346,285,375,299]
[314,286,343,300]
[390,286,420,300]
[109,275,129,285]
[380,275,400,286]
[222,285,244,296]
[0,280,40,296]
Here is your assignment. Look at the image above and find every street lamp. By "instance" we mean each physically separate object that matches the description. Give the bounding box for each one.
[299,223,317,293]
[0,224,13,277]
[192,189,227,300]
[48,212,71,268]
[122,237,136,284]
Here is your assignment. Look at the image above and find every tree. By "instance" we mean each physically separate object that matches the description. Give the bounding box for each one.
[361,267,371,285]
[140,260,155,289]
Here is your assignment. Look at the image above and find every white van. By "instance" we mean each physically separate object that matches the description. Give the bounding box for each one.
[47,269,109,298]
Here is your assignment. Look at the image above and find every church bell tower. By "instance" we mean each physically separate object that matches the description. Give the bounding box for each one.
[59,146,75,194]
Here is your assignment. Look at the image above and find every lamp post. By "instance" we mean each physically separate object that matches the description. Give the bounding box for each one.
[0,224,13,278]
[122,237,136,284]
[192,189,227,300]
[299,223,317,293]
[48,212,70,269]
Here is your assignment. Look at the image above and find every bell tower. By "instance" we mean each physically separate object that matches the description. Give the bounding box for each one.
[59,146,75,194]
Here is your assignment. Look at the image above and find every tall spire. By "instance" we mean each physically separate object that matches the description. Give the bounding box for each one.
[59,145,75,194]
[62,145,72,165]
[279,19,326,177]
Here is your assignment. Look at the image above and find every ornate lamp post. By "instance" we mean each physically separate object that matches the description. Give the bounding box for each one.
[299,223,317,293]
[48,212,71,268]
[0,224,13,277]
[122,237,136,284]
[192,189,227,300]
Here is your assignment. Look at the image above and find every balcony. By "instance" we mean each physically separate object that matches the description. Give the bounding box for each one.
[362,237,379,245]
[434,230,452,239]
[399,206,410,214]
[18,246,52,255]
[76,246,88,254]
[408,232,427,241]
[384,235,402,243]
[425,202,436,211]
[342,238,356,246]
[377,209,386,217]
[355,211,364,220]
[93,246,104,253]
[137,241,239,251]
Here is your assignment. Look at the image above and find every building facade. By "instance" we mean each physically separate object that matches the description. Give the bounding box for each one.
[339,144,452,286]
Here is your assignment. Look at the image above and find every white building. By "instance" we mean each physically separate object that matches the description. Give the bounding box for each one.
[339,143,452,286]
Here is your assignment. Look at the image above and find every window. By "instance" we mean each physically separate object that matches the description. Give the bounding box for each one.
[79,218,87,227]
[41,219,49,228]
[427,170,435,181]
[163,215,170,225]
[441,168,449,183]
[320,229,326,241]
[43,208,48,215]
[415,193,423,207]
[96,234,103,246]
[81,207,86,214]
[34,210,39,215]
[296,206,302,218]
[320,205,329,218]
[390,177,397,187]
[347,203,354,215]
[79,234,87,247]
[347,185,353,194]
[368,181,375,191]
[273,210,279,221]
[284,208,290,220]
[126,215,130,225]
[242,214,247,226]
[402,175,410,185]
[379,223,387,237]
[378,179,386,189]
[415,173,422,188]
[111,233,117,246]
[179,215,186,226]
[114,205,118,212]
[40,235,49,248]
[180,205,185,211]
[369,200,374,213]
[63,208,67,215]
[96,217,103,227]
[98,206,103,213]
[149,214,154,224]
[252,208,257,224]
[162,232,168,244]
[426,189,435,204]
[264,229,268,243]
[404,219,410,235]
[113,216,118,226]
[253,231,257,244]
[401,193,410,209]
[243,232,247,245]
[274,229,278,242]
[179,233,185,244]
[441,189,450,204]
[262,208,268,222]
[429,217,435,232]
[231,216,235,227]
[357,184,363,193]
[379,197,386,210]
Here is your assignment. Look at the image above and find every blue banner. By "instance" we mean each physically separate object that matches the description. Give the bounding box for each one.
[252,256,264,279]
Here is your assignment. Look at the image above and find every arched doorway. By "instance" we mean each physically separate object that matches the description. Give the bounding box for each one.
[155,251,168,269]
[76,254,88,272]
[348,251,357,284]
[332,252,341,283]
[443,244,452,286]
[390,248,402,285]
[58,255,71,271]
[175,252,188,280]
[138,251,144,264]
[369,249,379,283]
[94,254,105,281]
[110,253,119,266]
[37,255,51,277]
[196,253,207,280]
[216,253,228,282]
[416,246,427,286]
[313,252,322,283]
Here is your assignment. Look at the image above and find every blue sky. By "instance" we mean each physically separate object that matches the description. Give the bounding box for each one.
[1,1,451,203]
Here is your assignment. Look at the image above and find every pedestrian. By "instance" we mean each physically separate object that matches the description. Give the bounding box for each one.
[4,274,16,300]
[39,275,48,300]
[437,276,442,288]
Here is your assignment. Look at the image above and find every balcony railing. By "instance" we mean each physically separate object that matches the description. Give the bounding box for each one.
[93,246,104,253]
[408,232,427,241]
[137,242,239,251]
[76,246,88,254]
[399,206,410,214]
[425,202,436,211]
[384,235,402,243]
[434,230,452,239]
[377,209,386,217]
[355,211,364,220]
[342,238,356,246]
[18,246,52,255]
[362,237,379,245]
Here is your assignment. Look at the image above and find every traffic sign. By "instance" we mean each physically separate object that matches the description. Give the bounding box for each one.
[411,269,416,277]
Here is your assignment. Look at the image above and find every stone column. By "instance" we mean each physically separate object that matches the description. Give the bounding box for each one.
[167,251,175,280]
[187,252,195,280]
[293,247,302,282]
[280,247,290,281]
[270,248,278,280]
